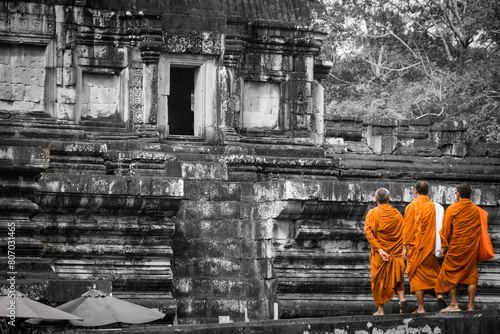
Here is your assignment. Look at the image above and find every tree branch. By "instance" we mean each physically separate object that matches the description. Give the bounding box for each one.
[362,58,420,72]
[441,0,471,48]
[428,13,455,62]
[367,30,420,59]
[415,106,445,119]
[328,73,353,86]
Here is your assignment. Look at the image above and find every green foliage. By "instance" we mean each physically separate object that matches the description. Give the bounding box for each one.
[321,0,500,142]
[445,49,500,142]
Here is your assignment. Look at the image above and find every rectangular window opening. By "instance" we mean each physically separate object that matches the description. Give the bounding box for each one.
[168,67,195,135]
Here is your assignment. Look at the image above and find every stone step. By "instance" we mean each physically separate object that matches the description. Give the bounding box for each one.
[56,309,500,333]
[143,141,326,159]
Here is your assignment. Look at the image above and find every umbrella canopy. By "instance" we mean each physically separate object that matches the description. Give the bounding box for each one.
[56,287,165,327]
[0,290,82,321]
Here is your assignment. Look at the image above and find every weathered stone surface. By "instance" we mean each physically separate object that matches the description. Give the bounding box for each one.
[48,280,112,303]
[0,142,49,171]
[1,0,499,330]
[181,162,229,181]
[54,309,500,333]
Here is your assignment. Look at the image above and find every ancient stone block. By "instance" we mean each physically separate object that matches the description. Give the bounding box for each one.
[208,181,241,201]
[0,144,49,170]
[13,100,35,111]
[176,219,242,241]
[242,82,281,130]
[10,66,23,86]
[24,84,41,102]
[182,201,240,220]
[25,68,44,87]
[181,162,229,181]
[11,83,25,100]
[150,178,183,196]
[0,83,12,100]
[191,258,241,277]
[212,279,230,296]
[248,219,274,241]
[210,299,245,319]
[57,102,75,120]
[267,201,297,220]
[176,298,209,319]
[174,277,213,297]
[127,177,152,195]
[183,180,211,200]
[196,239,243,259]
[228,280,245,296]
[283,180,334,201]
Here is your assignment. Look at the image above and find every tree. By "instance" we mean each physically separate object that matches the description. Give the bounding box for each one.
[321,0,500,142]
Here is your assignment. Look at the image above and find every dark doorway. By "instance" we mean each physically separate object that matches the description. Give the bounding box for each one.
[168,67,195,135]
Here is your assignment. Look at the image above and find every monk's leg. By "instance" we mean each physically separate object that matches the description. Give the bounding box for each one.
[448,288,460,310]
[374,304,385,315]
[467,285,476,311]
[396,289,405,301]
[436,293,447,310]
[415,290,425,313]
[396,289,409,313]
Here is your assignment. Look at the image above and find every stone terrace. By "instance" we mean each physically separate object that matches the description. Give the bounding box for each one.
[29,310,500,334]
[0,0,499,328]
[1,113,499,325]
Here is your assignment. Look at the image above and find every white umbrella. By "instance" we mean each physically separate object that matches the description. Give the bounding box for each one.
[0,291,82,321]
[56,286,165,327]
[1,290,82,333]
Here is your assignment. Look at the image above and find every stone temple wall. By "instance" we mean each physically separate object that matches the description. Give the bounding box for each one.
[0,0,499,327]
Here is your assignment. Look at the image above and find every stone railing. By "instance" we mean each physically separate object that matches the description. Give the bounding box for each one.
[324,115,500,158]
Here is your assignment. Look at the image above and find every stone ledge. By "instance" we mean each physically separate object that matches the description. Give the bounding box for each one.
[54,309,500,333]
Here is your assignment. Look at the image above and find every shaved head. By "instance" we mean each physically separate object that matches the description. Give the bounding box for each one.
[456,183,472,199]
[375,188,390,204]
[415,181,429,195]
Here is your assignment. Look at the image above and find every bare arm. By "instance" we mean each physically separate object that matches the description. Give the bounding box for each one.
[365,209,390,261]
[364,210,381,251]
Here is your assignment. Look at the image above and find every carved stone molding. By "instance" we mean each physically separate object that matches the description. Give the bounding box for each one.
[163,30,222,55]
[224,38,246,67]
[128,67,143,127]
[313,58,333,82]
[140,42,162,63]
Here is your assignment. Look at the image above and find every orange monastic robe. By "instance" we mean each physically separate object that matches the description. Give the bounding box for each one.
[435,199,481,294]
[364,204,405,306]
[403,196,441,292]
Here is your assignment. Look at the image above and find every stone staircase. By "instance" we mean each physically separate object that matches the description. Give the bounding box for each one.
[1,113,499,326]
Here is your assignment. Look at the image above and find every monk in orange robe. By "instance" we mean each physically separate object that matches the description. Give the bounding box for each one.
[364,188,409,315]
[435,183,481,312]
[402,181,443,313]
